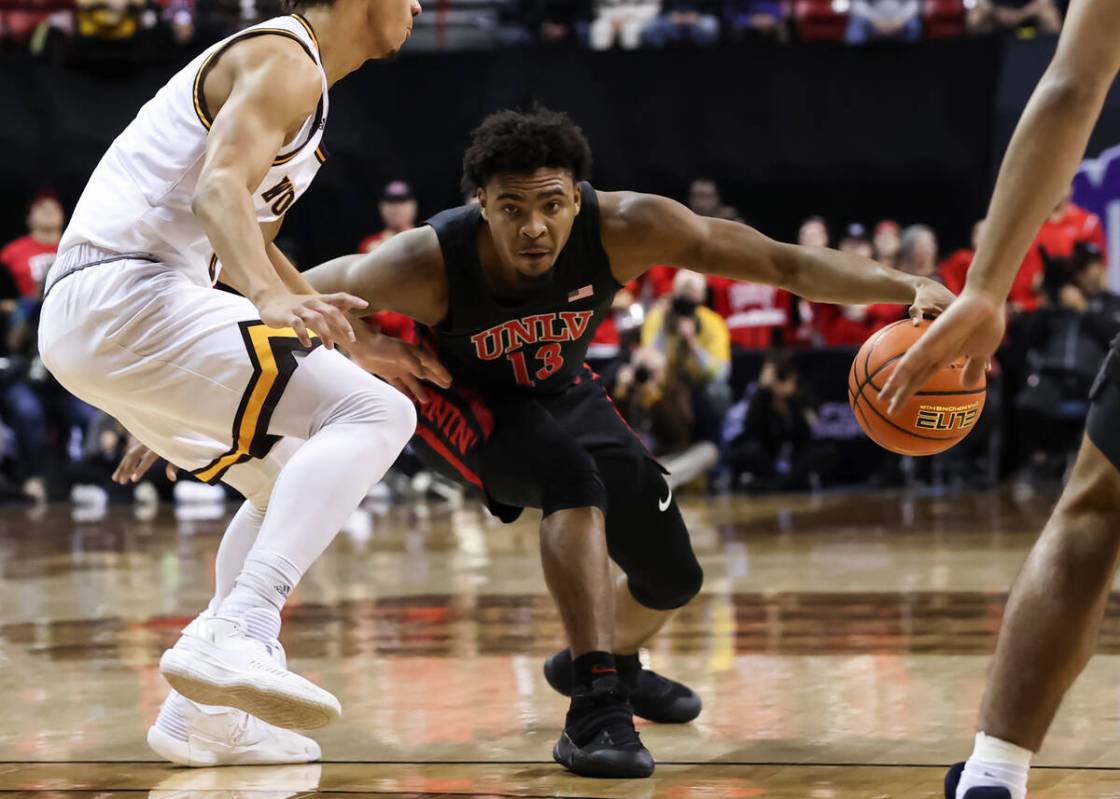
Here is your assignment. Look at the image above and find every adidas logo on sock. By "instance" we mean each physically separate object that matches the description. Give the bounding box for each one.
[275,584,291,598]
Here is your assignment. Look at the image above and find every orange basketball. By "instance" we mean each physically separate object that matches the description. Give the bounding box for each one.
[848,319,986,456]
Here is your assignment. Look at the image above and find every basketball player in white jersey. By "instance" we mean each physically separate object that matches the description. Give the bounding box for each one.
[38,0,450,767]
[877,1,1120,796]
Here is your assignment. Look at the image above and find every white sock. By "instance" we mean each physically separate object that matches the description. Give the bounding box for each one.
[208,500,266,615]
[957,732,1032,799]
[220,417,409,618]
[153,690,191,742]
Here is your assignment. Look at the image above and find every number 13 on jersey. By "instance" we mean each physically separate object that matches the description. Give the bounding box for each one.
[508,344,564,387]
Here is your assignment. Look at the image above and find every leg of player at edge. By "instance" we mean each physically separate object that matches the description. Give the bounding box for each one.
[947,430,1120,799]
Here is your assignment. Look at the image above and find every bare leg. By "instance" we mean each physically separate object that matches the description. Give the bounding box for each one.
[539,507,614,657]
[614,575,675,655]
[980,435,1120,751]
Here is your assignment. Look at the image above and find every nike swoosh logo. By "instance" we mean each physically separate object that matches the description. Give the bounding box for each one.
[658,488,672,512]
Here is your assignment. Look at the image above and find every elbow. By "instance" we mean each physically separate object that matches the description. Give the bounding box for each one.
[771,244,805,296]
[1035,69,1110,115]
[190,171,239,224]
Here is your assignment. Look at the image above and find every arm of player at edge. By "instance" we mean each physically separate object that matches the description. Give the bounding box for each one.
[601,191,954,316]
[878,0,1120,414]
[190,37,366,350]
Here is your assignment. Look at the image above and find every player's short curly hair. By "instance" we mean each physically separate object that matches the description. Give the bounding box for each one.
[461,107,593,194]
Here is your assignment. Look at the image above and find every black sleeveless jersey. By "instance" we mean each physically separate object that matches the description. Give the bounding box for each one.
[423,183,622,395]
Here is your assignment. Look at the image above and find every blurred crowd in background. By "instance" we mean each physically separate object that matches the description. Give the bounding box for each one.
[0,0,1068,62]
[2,172,1114,508]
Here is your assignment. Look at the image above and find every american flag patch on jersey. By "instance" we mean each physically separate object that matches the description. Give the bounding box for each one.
[568,285,594,302]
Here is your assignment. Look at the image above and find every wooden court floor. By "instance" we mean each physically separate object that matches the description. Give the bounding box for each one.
[5,487,1120,797]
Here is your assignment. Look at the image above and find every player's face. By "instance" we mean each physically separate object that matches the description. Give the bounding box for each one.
[366,0,420,57]
[480,170,581,279]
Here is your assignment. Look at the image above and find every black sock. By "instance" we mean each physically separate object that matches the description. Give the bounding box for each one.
[572,650,616,688]
[614,653,641,687]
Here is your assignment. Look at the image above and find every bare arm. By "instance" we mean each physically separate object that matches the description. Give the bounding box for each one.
[303,226,449,327]
[965,0,1120,303]
[602,192,950,310]
[192,37,365,348]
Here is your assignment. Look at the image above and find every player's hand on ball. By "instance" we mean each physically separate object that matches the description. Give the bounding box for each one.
[113,437,178,484]
[879,289,1005,415]
[344,322,452,404]
[256,289,369,350]
[908,278,956,324]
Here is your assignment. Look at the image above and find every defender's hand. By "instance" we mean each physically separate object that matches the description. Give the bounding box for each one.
[879,290,1004,415]
[344,322,452,404]
[908,279,956,324]
[114,438,178,484]
[256,289,369,349]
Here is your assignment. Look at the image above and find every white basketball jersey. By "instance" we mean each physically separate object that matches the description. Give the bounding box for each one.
[59,13,329,287]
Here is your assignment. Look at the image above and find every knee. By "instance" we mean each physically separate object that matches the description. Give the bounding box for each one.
[628,550,704,611]
[382,384,417,447]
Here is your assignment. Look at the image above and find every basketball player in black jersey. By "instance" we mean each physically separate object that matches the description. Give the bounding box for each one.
[299,107,954,778]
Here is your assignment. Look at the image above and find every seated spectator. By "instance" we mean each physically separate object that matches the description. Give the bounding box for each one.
[0,192,63,301]
[898,224,940,279]
[161,0,196,45]
[689,178,739,220]
[723,0,789,42]
[725,352,825,492]
[642,0,722,47]
[1012,187,1106,312]
[641,270,731,446]
[75,0,145,40]
[799,215,830,249]
[359,180,417,253]
[708,277,798,348]
[1014,244,1120,484]
[356,181,419,342]
[1,1,73,53]
[873,219,901,269]
[590,0,660,49]
[967,0,1061,36]
[520,0,592,43]
[939,219,986,295]
[838,222,873,259]
[845,0,921,43]
[612,346,683,453]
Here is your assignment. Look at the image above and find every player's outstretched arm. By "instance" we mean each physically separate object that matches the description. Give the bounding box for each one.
[304,227,452,400]
[879,0,1120,412]
[603,191,953,316]
[192,37,367,349]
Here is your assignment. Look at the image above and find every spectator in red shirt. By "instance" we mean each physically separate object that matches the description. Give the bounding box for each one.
[873,219,901,270]
[358,180,418,253]
[1012,188,1107,312]
[0,193,64,300]
[939,218,987,295]
[356,181,419,341]
[708,276,796,348]
[814,223,906,345]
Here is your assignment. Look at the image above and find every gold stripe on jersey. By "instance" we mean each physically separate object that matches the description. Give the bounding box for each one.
[314,146,327,164]
[192,28,318,132]
[191,321,320,484]
[291,13,320,51]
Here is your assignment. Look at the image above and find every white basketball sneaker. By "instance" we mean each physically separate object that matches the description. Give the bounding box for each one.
[147,690,321,766]
[159,610,341,730]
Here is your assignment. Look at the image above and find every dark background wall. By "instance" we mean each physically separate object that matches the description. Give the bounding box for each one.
[0,37,1117,266]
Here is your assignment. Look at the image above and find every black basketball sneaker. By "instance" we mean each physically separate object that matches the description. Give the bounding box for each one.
[552,676,654,779]
[544,649,702,724]
[944,762,1012,799]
